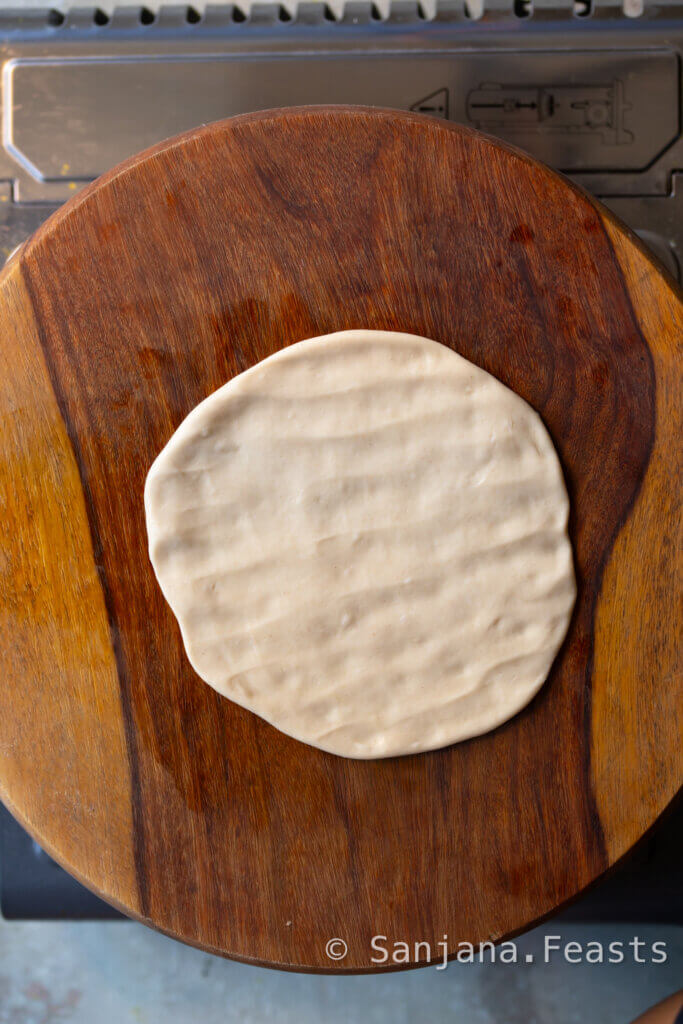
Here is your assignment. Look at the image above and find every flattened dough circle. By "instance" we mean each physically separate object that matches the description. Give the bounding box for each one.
[145,330,575,758]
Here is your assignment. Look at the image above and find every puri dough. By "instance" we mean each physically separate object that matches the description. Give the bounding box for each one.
[145,330,575,758]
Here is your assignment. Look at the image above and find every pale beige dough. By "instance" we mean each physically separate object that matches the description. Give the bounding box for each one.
[145,330,575,758]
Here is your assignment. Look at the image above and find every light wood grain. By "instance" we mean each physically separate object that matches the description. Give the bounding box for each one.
[0,107,679,970]
[591,220,682,862]
[0,265,138,910]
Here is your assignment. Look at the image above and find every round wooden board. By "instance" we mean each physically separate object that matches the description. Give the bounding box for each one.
[0,107,680,971]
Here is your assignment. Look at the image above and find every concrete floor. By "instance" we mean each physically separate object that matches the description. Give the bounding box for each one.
[1,919,681,1023]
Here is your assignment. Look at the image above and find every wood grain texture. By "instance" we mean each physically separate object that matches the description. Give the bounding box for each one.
[0,107,679,970]
[591,220,682,861]
[0,266,138,910]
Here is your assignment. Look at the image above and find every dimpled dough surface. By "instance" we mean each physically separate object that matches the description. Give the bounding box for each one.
[145,330,576,759]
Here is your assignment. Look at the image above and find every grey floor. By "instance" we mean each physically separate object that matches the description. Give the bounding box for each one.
[1,918,681,1024]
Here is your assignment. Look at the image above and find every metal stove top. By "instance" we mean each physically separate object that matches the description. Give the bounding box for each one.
[0,1,681,922]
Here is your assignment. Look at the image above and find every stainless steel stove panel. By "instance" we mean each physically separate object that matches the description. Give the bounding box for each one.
[4,49,678,188]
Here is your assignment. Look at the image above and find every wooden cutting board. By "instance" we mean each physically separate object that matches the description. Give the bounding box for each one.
[0,107,680,971]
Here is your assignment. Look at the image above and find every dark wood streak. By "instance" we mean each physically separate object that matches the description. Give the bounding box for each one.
[504,208,657,868]
[0,107,678,970]
[20,264,152,922]
[576,218,657,857]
